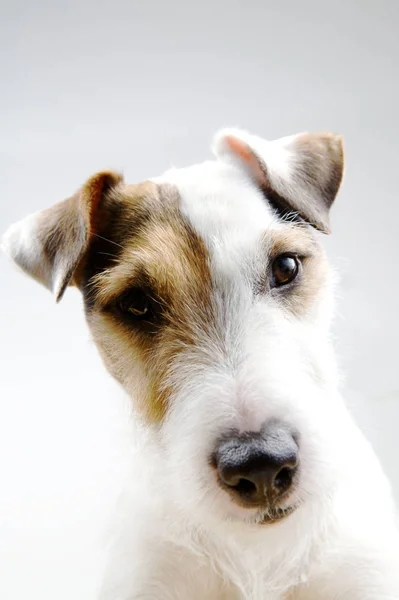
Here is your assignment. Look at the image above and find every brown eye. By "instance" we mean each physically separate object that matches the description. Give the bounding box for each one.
[271,254,300,287]
[117,288,151,318]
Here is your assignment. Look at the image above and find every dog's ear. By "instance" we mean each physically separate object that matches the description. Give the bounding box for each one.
[2,171,123,301]
[213,128,344,233]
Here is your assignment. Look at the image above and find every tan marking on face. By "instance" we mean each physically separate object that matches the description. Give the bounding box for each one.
[265,224,329,317]
[82,182,213,423]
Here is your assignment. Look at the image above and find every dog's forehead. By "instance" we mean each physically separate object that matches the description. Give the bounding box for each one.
[154,160,277,250]
[85,163,328,423]
[86,161,287,310]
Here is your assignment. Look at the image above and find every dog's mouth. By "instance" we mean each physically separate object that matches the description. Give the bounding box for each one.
[258,503,298,525]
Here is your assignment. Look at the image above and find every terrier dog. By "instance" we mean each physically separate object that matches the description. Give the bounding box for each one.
[3,129,399,599]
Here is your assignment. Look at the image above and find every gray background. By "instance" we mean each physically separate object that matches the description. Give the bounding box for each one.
[0,1,398,599]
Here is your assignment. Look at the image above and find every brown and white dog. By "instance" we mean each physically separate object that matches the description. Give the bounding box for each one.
[3,129,399,599]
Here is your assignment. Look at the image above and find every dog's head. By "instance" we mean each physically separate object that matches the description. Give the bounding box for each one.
[3,129,345,529]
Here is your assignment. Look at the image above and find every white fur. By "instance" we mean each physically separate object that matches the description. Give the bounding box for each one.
[4,130,399,599]
[99,133,399,599]
[213,128,294,183]
[2,212,65,298]
[2,214,50,281]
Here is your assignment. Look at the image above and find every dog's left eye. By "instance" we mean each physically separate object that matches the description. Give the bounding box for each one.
[271,254,300,287]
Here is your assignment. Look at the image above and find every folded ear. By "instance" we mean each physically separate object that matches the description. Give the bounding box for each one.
[2,171,123,301]
[213,128,344,233]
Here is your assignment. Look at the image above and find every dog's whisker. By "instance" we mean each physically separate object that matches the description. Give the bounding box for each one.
[96,251,120,259]
[92,232,125,249]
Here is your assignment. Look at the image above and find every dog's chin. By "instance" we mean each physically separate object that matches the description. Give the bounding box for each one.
[257,504,298,525]
[219,503,300,528]
[240,503,300,527]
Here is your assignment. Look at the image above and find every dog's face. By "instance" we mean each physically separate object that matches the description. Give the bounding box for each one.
[3,129,345,528]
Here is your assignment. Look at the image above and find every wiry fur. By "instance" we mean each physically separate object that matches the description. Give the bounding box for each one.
[3,129,399,599]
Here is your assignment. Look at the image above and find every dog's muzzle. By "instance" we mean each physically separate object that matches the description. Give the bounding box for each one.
[211,419,299,518]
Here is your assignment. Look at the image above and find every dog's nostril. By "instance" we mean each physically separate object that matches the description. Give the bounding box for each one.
[234,478,257,496]
[274,467,294,491]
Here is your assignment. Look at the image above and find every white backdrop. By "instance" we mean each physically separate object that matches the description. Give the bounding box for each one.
[1,1,398,599]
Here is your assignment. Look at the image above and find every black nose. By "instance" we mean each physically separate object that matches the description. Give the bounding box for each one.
[212,420,299,508]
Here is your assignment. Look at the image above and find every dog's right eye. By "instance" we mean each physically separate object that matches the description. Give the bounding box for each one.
[116,288,154,320]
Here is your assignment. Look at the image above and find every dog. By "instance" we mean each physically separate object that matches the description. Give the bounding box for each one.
[3,128,399,599]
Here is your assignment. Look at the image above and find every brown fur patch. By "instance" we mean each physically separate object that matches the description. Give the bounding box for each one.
[261,133,344,234]
[294,132,344,211]
[34,171,123,300]
[81,182,213,423]
[224,132,344,234]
